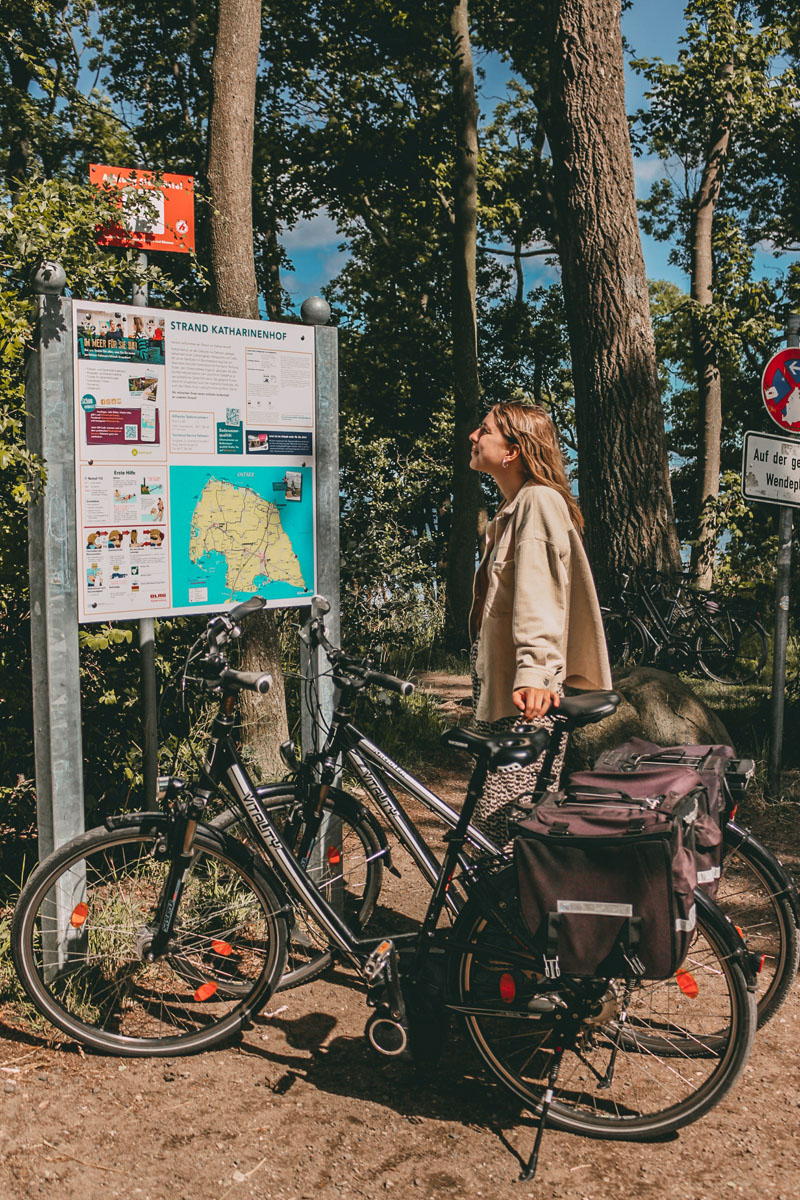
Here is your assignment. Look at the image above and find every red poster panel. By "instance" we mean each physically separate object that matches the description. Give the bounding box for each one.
[90,164,195,254]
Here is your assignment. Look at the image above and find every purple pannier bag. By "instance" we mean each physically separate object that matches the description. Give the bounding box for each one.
[514,786,699,981]
[568,762,722,899]
[594,737,755,820]
[590,739,756,897]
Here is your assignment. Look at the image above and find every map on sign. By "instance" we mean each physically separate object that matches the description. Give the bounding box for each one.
[761,349,800,432]
[170,466,314,608]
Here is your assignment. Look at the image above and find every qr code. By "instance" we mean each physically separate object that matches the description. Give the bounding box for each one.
[124,424,138,440]
[226,407,240,427]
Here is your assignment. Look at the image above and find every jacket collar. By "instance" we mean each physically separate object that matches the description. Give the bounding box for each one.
[493,478,537,522]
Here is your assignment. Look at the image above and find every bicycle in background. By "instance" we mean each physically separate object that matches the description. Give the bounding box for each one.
[602,572,768,684]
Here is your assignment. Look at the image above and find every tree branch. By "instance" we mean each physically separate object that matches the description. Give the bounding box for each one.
[480,244,554,257]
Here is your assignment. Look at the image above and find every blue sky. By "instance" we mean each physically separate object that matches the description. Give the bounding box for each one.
[281,6,688,309]
[281,5,795,312]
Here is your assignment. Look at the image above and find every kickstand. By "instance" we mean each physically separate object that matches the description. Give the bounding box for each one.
[519,1049,564,1185]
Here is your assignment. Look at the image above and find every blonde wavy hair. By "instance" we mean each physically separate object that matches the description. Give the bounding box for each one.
[490,401,584,534]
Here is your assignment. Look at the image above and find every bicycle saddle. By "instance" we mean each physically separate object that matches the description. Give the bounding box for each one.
[554,691,621,727]
[440,726,550,770]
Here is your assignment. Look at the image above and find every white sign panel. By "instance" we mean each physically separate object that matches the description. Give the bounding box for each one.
[73,300,316,622]
[741,430,800,509]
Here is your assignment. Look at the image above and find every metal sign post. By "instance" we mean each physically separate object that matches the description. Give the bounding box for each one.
[131,251,159,805]
[298,297,342,905]
[767,315,800,797]
[26,264,85,865]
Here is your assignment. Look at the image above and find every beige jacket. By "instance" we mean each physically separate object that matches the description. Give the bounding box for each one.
[469,482,612,723]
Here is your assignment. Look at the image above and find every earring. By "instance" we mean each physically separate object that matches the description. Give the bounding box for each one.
[502,458,510,468]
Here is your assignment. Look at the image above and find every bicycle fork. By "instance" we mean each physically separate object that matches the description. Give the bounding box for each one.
[144,786,209,961]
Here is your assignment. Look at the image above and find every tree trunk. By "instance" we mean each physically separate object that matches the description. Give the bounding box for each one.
[445,0,483,651]
[689,60,734,590]
[208,0,261,320]
[207,0,288,778]
[537,0,681,598]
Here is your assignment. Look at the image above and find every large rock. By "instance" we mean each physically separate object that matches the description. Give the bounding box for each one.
[565,667,733,772]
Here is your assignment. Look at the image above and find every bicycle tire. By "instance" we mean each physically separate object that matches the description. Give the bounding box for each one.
[720,824,799,1028]
[601,610,648,673]
[212,786,384,990]
[695,614,768,685]
[449,866,755,1140]
[12,819,288,1057]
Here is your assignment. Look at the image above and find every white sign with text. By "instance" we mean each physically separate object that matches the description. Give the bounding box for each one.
[741,429,800,509]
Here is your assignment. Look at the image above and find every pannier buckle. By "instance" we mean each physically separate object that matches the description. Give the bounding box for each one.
[543,955,561,979]
[623,952,646,976]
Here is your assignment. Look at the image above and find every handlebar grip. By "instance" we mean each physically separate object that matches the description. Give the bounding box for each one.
[366,671,415,697]
[220,668,273,694]
[228,596,266,623]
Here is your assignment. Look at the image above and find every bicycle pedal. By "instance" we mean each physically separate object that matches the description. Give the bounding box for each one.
[364,939,395,986]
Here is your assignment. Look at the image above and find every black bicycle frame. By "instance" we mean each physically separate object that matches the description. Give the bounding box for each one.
[197,704,484,975]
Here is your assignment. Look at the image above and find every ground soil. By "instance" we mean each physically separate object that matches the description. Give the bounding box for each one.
[1,677,799,1200]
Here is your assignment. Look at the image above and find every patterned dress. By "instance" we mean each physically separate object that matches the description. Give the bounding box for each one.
[470,641,567,851]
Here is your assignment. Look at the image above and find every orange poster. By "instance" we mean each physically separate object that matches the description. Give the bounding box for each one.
[90,164,195,254]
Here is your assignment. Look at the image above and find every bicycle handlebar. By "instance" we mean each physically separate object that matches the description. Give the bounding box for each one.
[364,670,415,697]
[304,600,415,697]
[220,668,272,694]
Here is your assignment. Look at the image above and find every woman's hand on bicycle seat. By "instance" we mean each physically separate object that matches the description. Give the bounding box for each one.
[513,687,560,722]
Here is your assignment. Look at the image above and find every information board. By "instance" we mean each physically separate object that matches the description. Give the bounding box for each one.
[73,300,316,622]
[741,430,800,510]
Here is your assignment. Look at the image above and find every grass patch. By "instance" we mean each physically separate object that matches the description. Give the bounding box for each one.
[345,687,453,773]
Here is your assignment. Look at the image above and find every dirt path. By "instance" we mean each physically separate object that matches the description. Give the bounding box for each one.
[2,763,799,1200]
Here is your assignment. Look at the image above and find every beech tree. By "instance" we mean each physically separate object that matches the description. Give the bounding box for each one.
[206,0,288,776]
[537,0,682,593]
[444,0,482,648]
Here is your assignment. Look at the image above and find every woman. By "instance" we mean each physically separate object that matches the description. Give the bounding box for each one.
[468,401,611,846]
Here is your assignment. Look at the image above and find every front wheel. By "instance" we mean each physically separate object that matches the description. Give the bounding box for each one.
[12,820,288,1056]
[696,614,768,685]
[719,824,799,1028]
[449,866,755,1139]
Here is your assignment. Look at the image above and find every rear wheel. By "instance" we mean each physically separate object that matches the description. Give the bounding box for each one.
[450,867,755,1139]
[696,614,768,684]
[602,610,648,673]
[12,821,288,1056]
[212,788,384,989]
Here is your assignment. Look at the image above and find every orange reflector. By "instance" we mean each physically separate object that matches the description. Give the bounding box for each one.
[735,925,744,938]
[499,972,516,1003]
[326,846,341,866]
[211,940,232,956]
[70,902,89,928]
[193,981,218,1002]
[676,968,699,998]
[757,954,765,974]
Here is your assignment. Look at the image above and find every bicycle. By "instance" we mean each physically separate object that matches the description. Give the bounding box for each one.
[214,599,797,1028]
[602,573,768,684]
[12,597,757,1181]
